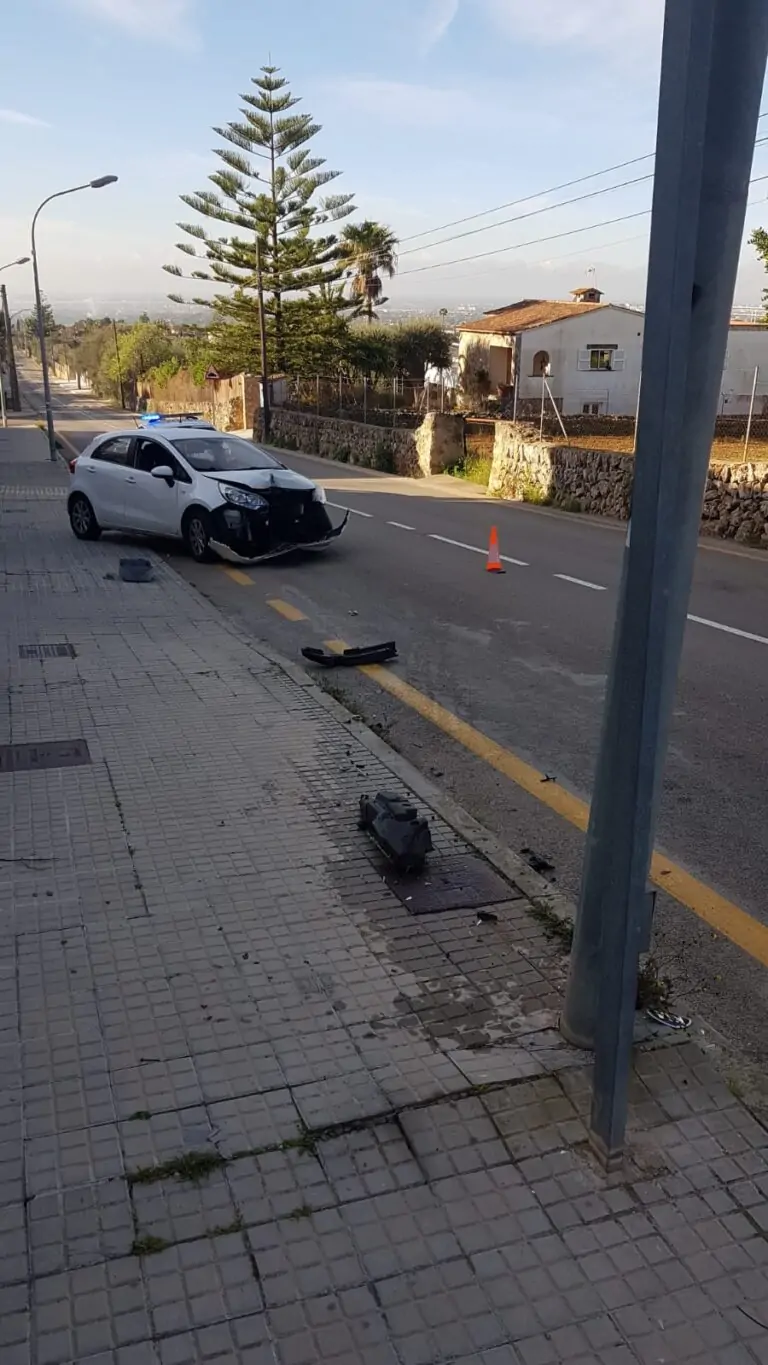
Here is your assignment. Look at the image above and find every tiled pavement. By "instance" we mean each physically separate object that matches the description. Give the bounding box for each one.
[2,424,768,1364]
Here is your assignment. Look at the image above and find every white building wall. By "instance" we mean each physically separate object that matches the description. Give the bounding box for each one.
[516,307,645,416]
[721,327,768,415]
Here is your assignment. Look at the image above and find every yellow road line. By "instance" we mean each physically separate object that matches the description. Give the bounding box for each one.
[267,597,308,621]
[222,568,253,586]
[325,638,768,969]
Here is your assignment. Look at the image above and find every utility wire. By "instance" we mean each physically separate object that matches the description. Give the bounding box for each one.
[400,120,768,248]
[398,174,654,258]
[399,172,768,277]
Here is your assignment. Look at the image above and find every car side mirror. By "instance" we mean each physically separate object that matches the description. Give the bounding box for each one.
[151,465,175,483]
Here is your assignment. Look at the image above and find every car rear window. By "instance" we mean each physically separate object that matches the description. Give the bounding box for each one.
[171,436,281,473]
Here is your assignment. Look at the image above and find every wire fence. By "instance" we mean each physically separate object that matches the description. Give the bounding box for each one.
[274,374,457,429]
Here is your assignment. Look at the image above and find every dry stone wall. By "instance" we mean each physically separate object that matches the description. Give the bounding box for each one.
[489,421,768,547]
[269,409,464,478]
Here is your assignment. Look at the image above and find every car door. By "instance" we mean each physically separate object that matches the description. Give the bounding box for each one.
[80,434,135,528]
[125,438,190,536]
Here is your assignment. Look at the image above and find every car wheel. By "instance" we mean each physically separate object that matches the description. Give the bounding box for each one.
[69,494,101,541]
[184,509,216,562]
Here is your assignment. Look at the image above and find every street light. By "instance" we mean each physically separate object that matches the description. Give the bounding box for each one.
[0,256,30,413]
[31,175,118,461]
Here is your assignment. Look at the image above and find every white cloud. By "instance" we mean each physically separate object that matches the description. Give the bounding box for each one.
[331,79,486,130]
[422,0,460,48]
[481,0,663,62]
[65,0,196,46]
[0,109,50,128]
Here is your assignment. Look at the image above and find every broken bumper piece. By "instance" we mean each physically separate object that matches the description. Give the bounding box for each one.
[302,641,397,668]
[359,791,433,872]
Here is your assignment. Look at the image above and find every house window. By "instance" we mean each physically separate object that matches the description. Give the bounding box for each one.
[531,349,550,377]
[577,345,625,373]
[589,348,613,371]
[582,403,602,415]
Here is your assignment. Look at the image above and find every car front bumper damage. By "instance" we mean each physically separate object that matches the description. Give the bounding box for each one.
[209,498,349,564]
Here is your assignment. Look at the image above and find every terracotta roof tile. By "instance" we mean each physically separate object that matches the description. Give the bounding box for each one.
[458,299,606,334]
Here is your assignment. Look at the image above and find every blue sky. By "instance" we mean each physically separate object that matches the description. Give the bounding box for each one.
[2,0,768,314]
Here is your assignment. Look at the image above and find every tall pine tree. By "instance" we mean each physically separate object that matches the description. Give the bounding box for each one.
[164,66,354,373]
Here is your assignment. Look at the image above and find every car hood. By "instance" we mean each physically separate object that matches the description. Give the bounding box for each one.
[203,467,317,495]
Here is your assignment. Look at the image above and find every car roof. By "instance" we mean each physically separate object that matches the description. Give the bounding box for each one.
[94,424,230,440]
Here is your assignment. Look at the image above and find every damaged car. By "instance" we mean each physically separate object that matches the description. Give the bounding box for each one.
[67,416,347,563]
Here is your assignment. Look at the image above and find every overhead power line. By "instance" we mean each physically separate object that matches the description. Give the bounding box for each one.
[398,173,654,259]
[398,172,768,277]
[399,117,768,252]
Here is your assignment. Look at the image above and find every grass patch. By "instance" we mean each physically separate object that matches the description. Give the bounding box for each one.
[287,1204,314,1220]
[126,1149,226,1188]
[131,1234,170,1257]
[527,898,574,950]
[127,1110,152,1122]
[449,453,493,486]
[636,955,672,1011]
[518,478,552,506]
[555,494,582,514]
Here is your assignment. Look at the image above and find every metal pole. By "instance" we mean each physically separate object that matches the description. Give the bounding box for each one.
[744,364,759,457]
[632,372,642,455]
[0,363,6,427]
[31,216,57,461]
[440,374,445,413]
[316,374,320,416]
[112,319,125,409]
[561,0,768,1170]
[1,285,20,411]
[392,377,397,429]
[539,372,546,441]
[363,376,367,424]
[255,235,270,440]
[338,373,342,417]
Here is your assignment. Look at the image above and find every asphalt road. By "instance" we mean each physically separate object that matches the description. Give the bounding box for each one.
[22,362,768,1068]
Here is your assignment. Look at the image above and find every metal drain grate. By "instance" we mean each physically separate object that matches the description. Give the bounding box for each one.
[19,643,76,660]
[0,739,91,775]
[384,852,520,915]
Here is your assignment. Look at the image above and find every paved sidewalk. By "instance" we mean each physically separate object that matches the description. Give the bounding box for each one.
[2,423,768,1365]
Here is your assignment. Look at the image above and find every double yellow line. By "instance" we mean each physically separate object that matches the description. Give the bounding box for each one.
[224,574,768,971]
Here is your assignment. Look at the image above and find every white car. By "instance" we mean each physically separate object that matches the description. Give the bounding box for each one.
[67,417,347,563]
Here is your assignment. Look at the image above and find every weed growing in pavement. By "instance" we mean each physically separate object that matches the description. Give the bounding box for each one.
[518,478,552,506]
[127,1110,152,1122]
[126,1149,227,1187]
[636,955,672,1011]
[556,495,582,513]
[287,1204,314,1220]
[527,898,574,950]
[131,1234,170,1256]
[209,1214,245,1236]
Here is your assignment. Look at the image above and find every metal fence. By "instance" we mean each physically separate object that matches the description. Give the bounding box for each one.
[274,374,457,429]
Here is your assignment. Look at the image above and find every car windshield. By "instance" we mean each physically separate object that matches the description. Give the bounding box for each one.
[171,435,282,473]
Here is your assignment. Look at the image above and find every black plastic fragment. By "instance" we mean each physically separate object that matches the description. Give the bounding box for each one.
[359,790,433,872]
[302,641,397,668]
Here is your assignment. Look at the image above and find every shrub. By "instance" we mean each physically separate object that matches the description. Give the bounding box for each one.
[371,442,395,473]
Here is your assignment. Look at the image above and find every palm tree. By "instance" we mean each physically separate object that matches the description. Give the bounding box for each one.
[338,221,398,323]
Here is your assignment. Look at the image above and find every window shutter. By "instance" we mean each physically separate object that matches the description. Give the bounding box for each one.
[612,350,626,371]
[577,350,591,371]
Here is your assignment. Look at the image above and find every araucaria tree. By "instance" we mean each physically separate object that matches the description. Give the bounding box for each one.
[165,66,355,373]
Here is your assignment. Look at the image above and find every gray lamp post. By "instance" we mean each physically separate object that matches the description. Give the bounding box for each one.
[0,256,30,413]
[31,176,118,461]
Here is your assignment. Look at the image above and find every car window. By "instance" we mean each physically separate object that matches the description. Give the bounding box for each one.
[92,435,133,466]
[170,435,282,473]
[133,439,191,483]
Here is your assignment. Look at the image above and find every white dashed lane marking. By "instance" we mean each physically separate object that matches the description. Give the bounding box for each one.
[554,573,607,591]
[323,501,768,647]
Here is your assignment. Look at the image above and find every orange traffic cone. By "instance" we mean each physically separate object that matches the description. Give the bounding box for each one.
[486,525,505,573]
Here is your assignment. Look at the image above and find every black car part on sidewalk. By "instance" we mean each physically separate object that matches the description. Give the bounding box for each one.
[302,641,397,667]
[359,791,433,872]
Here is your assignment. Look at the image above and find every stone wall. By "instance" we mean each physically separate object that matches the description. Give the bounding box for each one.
[488,421,768,546]
[269,409,464,478]
[142,371,261,432]
[488,423,633,517]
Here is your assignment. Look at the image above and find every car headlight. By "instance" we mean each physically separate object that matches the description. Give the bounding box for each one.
[312,485,327,504]
[219,484,269,511]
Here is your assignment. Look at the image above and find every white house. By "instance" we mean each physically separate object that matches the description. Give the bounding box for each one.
[458,288,768,416]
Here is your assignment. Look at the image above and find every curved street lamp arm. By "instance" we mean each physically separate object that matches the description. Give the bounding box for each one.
[30,183,93,251]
